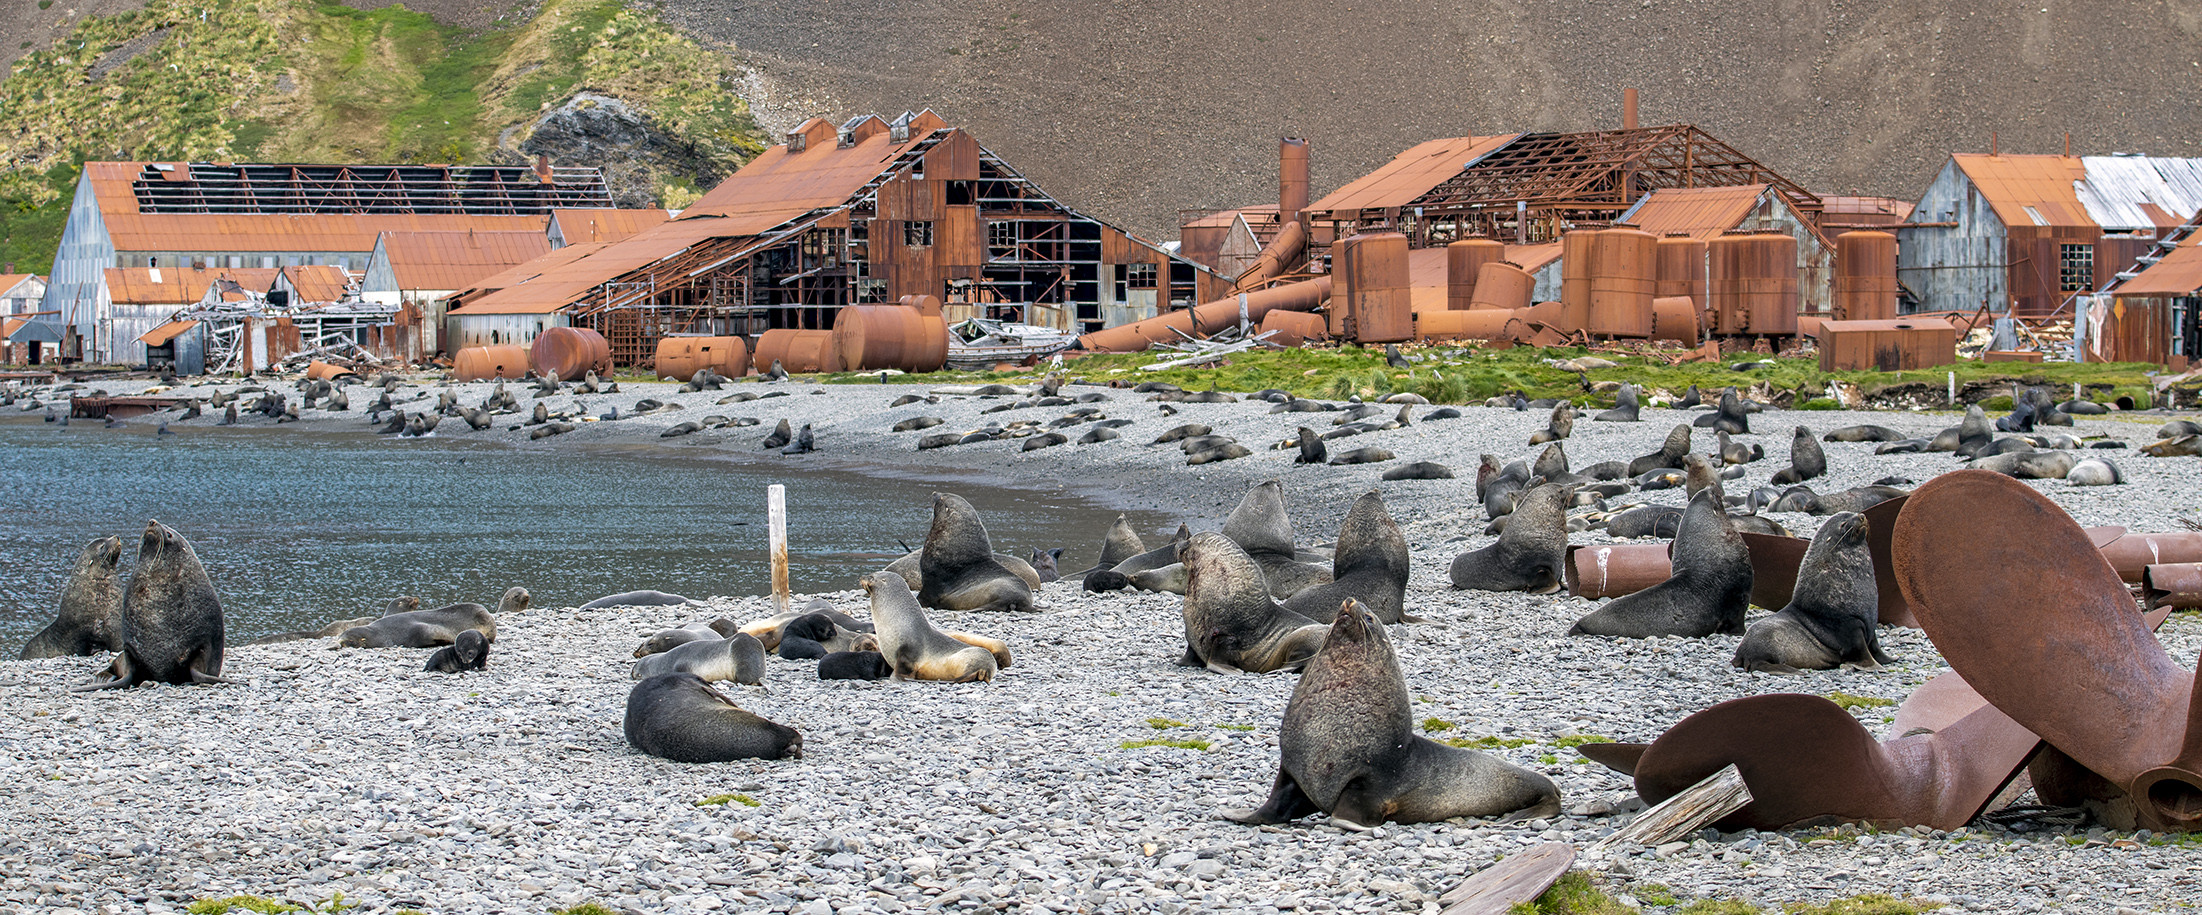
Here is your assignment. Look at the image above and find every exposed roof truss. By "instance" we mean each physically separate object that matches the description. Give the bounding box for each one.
[1411,125,1820,218]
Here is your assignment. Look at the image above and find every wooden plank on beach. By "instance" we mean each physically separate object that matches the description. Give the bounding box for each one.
[1436,842,1574,915]
[1592,763,1752,850]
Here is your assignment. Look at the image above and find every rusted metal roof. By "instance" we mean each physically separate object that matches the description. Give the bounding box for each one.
[2115,239,2202,296]
[377,230,552,292]
[1617,185,1770,240]
[137,320,199,346]
[451,219,768,315]
[679,124,933,222]
[1951,154,2093,229]
[279,265,354,304]
[1181,204,1278,229]
[1817,196,1914,226]
[104,267,278,305]
[549,208,669,245]
[86,161,609,215]
[0,273,40,295]
[446,242,613,304]
[1306,134,1521,214]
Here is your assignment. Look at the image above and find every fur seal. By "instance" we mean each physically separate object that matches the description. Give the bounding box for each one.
[1073,514,1147,580]
[1085,524,1191,591]
[1177,532,1328,674]
[1603,504,1683,539]
[1568,491,1750,638]
[1594,384,1641,422]
[1716,431,1762,465]
[582,590,696,610]
[634,619,740,657]
[19,536,125,659]
[1327,447,1395,465]
[1969,449,2075,479]
[1022,432,1068,451]
[883,544,1043,594]
[1381,461,1454,480]
[1281,492,1414,624]
[895,416,945,432]
[1689,388,1749,433]
[1223,598,1560,828]
[818,650,893,680]
[1532,443,1569,480]
[1528,402,1575,444]
[423,629,491,673]
[1449,483,1569,593]
[776,611,879,655]
[761,419,792,449]
[1187,443,1253,464]
[73,521,230,690]
[1029,547,1064,583]
[1824,424,1904,443]
[624,673,801,762]
[1221,481,1335,600]
[865,573,1001,682]
[1732,512,1892,673]
[1769,426,1826,485]
[1153,423,1212,444]
[2066,457,2125,486]
[1294,427,1328,464]
[1628,425,1693,476]
[2144,434,2201,457]
[633,633,767,684]
[338,590,513,648]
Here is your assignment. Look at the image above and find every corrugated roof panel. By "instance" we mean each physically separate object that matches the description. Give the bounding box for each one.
[2073,156,2202,231]
[452,217,773,315]
[137,320,199,345]
[1616,185,1769,240]
[2114,243,2202,296]
[680,126,930,222]
[104,267,279,305]
[1951,155,2093,229]
[448,241,613,303]
[379,230,553,292]
[101,212,553,254]
[281,265,353,304]
[1307,135,1522,214]
[549,208,670,245]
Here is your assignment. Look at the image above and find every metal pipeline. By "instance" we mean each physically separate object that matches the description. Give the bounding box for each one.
[2099,531,2202,583]
[1076,276,1331,353]
[1232,219,1307,293]
[2144,563,2202,610]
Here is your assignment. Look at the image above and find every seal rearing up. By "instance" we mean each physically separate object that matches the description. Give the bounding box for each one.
[74,521,230,690]
[19,535,125,659]
[866,572,1002,682]
[1177,532,1328,674]
[1282,491,1415,625]
[916,493,1036,612]
[1449,483,1570,593]
[1569,490,1751,638]
[1221,480,1334,600]
[1733,511,1894,672]
[1223,598,1561,828]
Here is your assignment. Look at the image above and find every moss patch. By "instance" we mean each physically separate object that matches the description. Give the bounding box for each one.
[695,793,759,807]
[1510,872,1637,915]
[1119,738,1210,751]
[1783,896,1942,915]
[187,898,301,915]
[1442,734,1537,750]
[1824,692,1897,711]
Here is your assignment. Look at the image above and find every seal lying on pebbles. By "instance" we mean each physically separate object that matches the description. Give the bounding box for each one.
[75,521,232,690]
[818,650,893,680]
[1281,492,1413,625]
[1327,446,1394,465]
[624,673,802,762]
[1824,424,1904,443]
[2066,457,2125,486]
[1528,402,1575,444]
[1028,548,1063,583]
[1223,599,1561,828]
[1603,504,1683,539]
[1968,450,2075,479]
[1084,524,1192,592]
[423,630,491,673]
[1221,480,1335,600]
[865,573,1002,682]
[772,612,880,658]
[1177,533,1328,674]
[632,633,767,684]
[1449,483,1569,593]
[1732,512,1891,673]
[19,535,125,659]
[634,619,741,657]
[1381,461,1453,480]
[582,590,695,610]
[339,590,524,648]
[1770,426,1826,485]
[1569,491,1750,638]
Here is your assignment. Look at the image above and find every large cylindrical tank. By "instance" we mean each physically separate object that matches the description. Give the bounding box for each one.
[1335,230,1412,343]
[899,294,944,317]
[529,327,611,381]
[1259,309,1328,347]
[1558,230,1598,333]
[1587,225,1657,337]
[1709,230,1800,335]
[654,336,750,380]
[1416,308,1528,343]
[1469,260,1535,311]
[1446,239,1506,311]
[453,345,533,382]
[1655,233,1708,309]
[753,329,842,374]
[833,304,950,372]
[1833,229,1899,322]
[1651,296,1702,345]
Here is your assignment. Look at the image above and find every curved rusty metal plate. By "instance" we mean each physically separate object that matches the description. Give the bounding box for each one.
[1890,671,1991,739]
[1578,741,1650,777]
[1740,532,1810,610]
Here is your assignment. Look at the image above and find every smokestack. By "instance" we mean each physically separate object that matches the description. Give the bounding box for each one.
[534,153,552,184]
[1279,137,1310,227]
[1623,88,1639,130]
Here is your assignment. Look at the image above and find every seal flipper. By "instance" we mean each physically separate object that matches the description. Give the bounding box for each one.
[1224,770,1321,824]
[1176,645,1206,668]
[1326,776,1390,830]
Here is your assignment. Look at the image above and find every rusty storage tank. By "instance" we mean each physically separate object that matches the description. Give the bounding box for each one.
[1335,230,1413,343]
[1416,308,1523,343]
[1586,224,1657,337]
[834,304,949,372]
[899,294,945,317]
[1651,296,1702,345]
[1259,309,1328,347]
[1655,233,1708,310]
[453,345,533,382]
[1833,229,1899,322]
[1557,230,1599,333]
[1469,260,1535,311]
[753,329,842,374]
[528,327,611,381]
[1709,230,1800,336]
[1446,239,1506,311]
[654,336,751,380]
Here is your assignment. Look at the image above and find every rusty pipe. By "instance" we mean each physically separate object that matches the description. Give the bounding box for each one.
[2145,563,2202,610]
[1563,543,1672,600]
[1279,137,1309,226]
[1232,218,1308,293]
[2100,532,2202,583]
[1077,276,1330,353]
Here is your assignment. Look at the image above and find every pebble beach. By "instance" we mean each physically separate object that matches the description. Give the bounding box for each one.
[3,370,2200,914]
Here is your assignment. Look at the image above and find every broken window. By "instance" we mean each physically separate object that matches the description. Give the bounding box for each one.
[945,181,975,206]
[2059,244,2093,292]
[988,221,1015,259]
[905,221,934,247]
[1126,263,1158,287]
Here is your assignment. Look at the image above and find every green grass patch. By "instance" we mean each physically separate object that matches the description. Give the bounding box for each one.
[552,905,619,915]
[1824,692,1897,711]
[1145,717,1188,729]
[1213,723,1254,731]
[1679,902,1762,915]
[188,898,299,915]
[1553,734,1615,748]
[1421,717,1458,732]
[1510,871,1637,915]
[1442,734,1537,750]
[1637,885,1681,906]
[695,793,758,807]
[1120,738,1210,751]
[1783,896,1942,915]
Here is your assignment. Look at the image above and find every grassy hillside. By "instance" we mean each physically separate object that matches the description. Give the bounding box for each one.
[0,0,768,275]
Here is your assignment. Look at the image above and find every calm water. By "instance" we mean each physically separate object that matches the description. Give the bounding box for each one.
[0,418,1151,646]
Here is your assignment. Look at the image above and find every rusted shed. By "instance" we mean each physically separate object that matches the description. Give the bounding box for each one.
[1815,318,1958,371]
[654,336,751,380]
[530,326,612,381]
[454,345,534,381]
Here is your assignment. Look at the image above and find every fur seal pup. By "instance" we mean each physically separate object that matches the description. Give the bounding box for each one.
[1449,483,1570,593]
[777,611,880,655]
[761,419,792,449]
[20,535,125,659]
[914,493,1036,612]
[338,596,502,648]
[1769,426,1827,485]
[1594,384,1641,422]
[633,633,767,684]
[1029,548,1064,583]
[2066,457,2125,486]
[1381,461,1454,481]
[864,573,1001,682]
[1603,504,1684,539]
[1223,599,1561,828]
[624,673,802,762]
[894,416,945,432]
[582,590,695,609]
[818,651,893,680]
[1628,425,1694,476]
[1568,491,1750,638]
[1177,533,1328,674]
[1327,447,1394,465]
[1281,492,1414,624]
[780,423,815,454]
[1221,481,1335,600]
[634,619,741,657]
[1716,431,1762,466]
[1294,427,1328,464]
[1824,424,1904,443]
[1528,402,1575,445]
[423,629,491,673]
[1732,512,1891,673]
[74,521,230,690]
[1689,388,1749,433]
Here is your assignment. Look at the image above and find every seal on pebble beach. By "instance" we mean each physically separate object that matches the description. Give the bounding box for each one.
[1281,492,1414,625]
[632,633,767,685]
[817,650,894,680]
[74,521,232,690]
[864,572,1001,682]
[633,619,742,657]
[1070,514,1145,581]
[1732,511,1892,673]
[1770,426,1827,486]
[1568,490,1751,638]
[1176,532,1328,674]
[1528,402,1575,445]
[1084,524,1191,591]
[1449,483,1570,593]
[1223,598,1561,828]
[909,494,1037,613]
[338,593,508,649]
[423,629,491,673]
[1380,461,1453,480]
[19,535,125,659]
[583,589,694,610]
[624,673,802,762]
[1221,480,1334,600]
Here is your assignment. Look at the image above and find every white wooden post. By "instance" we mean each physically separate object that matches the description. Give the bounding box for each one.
[768,484,790,614]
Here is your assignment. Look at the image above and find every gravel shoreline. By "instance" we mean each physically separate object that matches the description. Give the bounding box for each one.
[4,372,2200,913]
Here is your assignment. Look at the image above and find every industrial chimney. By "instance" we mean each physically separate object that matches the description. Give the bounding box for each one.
[1279,137,1310,227]
[1623,88,1639,130]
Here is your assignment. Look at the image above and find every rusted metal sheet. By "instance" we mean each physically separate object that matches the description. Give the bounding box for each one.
[529,326,611,381]
[1982,350,2045,363]
[1621,185,1768,240]
[1446,239,1505,311]
[376,231,551,293]
[1303,135,1521,214]
[2144,563,2202,610]
[1558,230,1597,332]
[1655,234,1708,310]
[305,361,357,381]
[1258,309,1327,347]
[2087,294,2174,365]
[1833,230,1899,321]
[654,336,750,380]
[547,208,669,247]
[136,320,199,347]
[1587,225,1657,337]
[68,396,184,419]
[1337,231,1412,343]
[1562,543,1671,601]
[452,345,533,381]
[1894,469,2202,832]
[2117,242,2202,297]
[1651,296,1702,345]
[1816,318,1958,372]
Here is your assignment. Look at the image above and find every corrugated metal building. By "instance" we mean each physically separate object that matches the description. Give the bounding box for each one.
[35,161,611,363]
[451,111,1228,365]
[1898,154,2202,316]
[1,273,51,363]
[2098,237,2202,366]
[362,231,553,355]
[1617,184,1835,315]
[95,266,276,366]
[546,208,669,249]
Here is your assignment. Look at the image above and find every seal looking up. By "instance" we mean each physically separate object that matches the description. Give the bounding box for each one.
[1449,483,1570,593]
[1569,490,1751,638]
[911,493,1037,612]
[19,535,125,660]
[1177,532,1328,674]
[423,629,491,673]
[73,521,230,691]
[865,572,1002,682]
[1281,492,1414,625]
[1733,511,1893,673]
